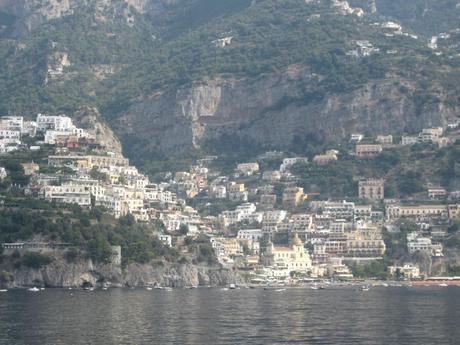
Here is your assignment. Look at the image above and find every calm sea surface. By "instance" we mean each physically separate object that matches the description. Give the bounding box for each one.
[0,286,459,345]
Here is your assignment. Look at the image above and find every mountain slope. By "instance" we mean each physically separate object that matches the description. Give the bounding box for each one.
[373,0,460,36]
[0,0,459,172]
[102,0,460,168]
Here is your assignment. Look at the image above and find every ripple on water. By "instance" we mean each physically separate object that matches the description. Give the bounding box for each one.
[0,287,459,345]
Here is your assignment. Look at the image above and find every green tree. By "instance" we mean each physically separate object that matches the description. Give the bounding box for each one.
[87,236,113,264]
[179,224,189,236]
[21,253,53,269]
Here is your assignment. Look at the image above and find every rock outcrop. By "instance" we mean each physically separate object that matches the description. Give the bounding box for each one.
[123,263,246,288]
[0,259,246,288]
[0,0,74,36]
[116,67,459,156]
[73,106,124,155]
[0,0,185,36]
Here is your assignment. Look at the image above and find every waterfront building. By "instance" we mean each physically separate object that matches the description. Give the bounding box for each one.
[265,233,312,273]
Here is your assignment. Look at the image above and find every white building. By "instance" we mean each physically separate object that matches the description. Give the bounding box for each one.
[376,135,393,145]
[237,229,263,242]
[221,203,257,225]
[323,201,355,219]
[0,130,21,140]
[124,174,149,190]
[401,136,419,145]
[386,204,448,220]
[145,185,177,205]
[0,116,23,132]
[262,171,281,182]
[261,210,288,234]
[265,234,313,273]
[0,167,7,179]
[407,235,442,256]
[236,163,260,176]
[161,216,182,232]
[428,187,447,199]
[0,141,20,154]
[213,36,233,48]
[209,185,227,199]
[350,133,364,143]
[43,185,91,207]
[36,114,74,132]
[158,234,172,247]
[420,128,443,143]
[280,157,308,172]
[290,214,314,232]
[44,130,74,144]
[388,264,421,279]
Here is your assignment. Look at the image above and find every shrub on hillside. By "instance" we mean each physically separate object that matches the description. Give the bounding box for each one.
[21,253,53,269]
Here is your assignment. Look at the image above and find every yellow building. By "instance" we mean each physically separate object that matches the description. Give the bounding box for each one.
[355,144,383,158]
[122,189,144,212]
[212,238,242,257]
[386,204,449,220]
[346,228,386,257]
[282,187,305,208]
[48,155,129,169]
[228,182,245,193]
[265,233,312,272]
[21,162,40,176]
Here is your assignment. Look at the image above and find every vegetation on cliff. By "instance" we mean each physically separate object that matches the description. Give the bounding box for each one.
[0,200,177,266]
[0,0,458,118]
[289,140,460,198]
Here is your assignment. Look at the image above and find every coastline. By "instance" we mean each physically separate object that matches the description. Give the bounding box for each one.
[0,259,248,289]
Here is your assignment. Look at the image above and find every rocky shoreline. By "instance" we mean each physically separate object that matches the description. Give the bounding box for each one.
[0,259,248,289]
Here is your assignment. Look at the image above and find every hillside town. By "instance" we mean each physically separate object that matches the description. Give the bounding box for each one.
[0,114,459,285]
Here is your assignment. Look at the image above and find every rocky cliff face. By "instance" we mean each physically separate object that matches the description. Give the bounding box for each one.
[0,259,244,288]
[73,106,124,155]
[117,67,459,156]
[0,0,75,36]
[0,0,183,36]
[124,263,247,288]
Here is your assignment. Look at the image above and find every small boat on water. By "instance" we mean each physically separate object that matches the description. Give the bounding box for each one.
[164,287,173,292]
[220,287,229,291]
[360,286,370,292]
[28,287,40,292]
[275,288,286,292]
[0,289,7,292]
[146,287,153,291]
[438,284,449,287]
[229,284,237,290]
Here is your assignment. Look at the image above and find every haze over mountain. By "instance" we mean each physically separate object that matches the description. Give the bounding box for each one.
[0,0,459,171]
